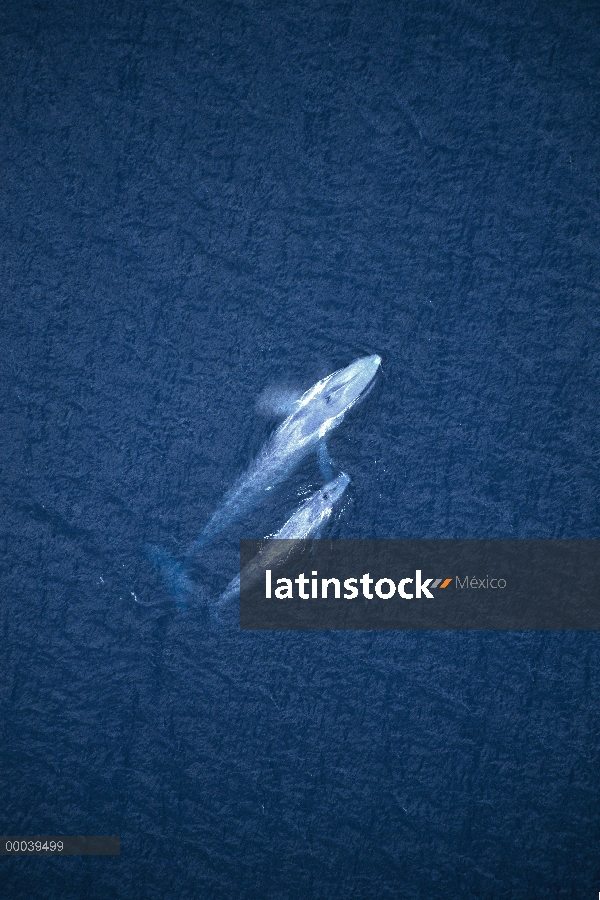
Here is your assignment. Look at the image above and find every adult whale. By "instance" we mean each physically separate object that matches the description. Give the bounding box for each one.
[187,355,380,556]
[216,472,350,611]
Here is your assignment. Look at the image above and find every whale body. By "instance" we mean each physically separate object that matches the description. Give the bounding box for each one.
[217,472,350,608]
[188,355,380,556]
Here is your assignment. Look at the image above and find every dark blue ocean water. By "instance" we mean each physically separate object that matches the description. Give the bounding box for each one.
[1,0,599,896]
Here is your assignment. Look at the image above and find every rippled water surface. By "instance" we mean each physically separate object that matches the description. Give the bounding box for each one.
[1,0,599,896]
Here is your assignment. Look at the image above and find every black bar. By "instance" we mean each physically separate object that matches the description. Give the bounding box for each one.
[240,539,600,630]
[1,837,120,856]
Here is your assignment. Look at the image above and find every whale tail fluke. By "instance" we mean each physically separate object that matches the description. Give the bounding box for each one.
[146,545,196,611]
[205,574,241,627]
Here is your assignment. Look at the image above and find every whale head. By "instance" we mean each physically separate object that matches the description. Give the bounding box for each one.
[276,354,381,448]
[321,355,381,411]
[301,354,381,435]
[319,471,351,507]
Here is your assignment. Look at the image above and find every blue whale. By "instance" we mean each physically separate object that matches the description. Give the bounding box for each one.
[188,354,380,556]
[216,472,351,609]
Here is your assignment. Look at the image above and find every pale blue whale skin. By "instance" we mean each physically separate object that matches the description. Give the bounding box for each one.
[216,472,350,610]
[188,355,380,556]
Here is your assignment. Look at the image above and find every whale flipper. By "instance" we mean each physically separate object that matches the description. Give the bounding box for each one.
[255,386,301,420]
[146,545,196,611]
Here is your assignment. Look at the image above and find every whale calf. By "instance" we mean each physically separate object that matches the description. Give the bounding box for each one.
[188,355,380,556]
[216,472,350,610]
